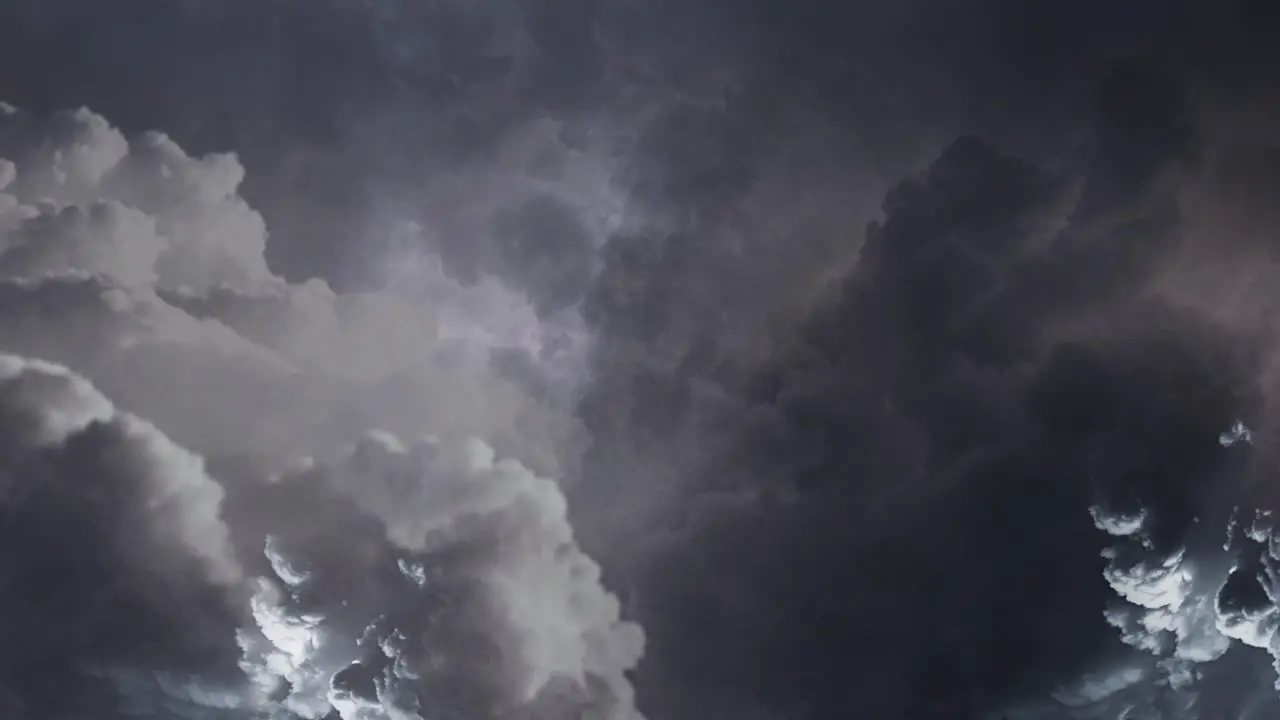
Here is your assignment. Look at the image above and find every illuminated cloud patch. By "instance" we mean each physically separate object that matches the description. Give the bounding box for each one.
[0,102,645,719]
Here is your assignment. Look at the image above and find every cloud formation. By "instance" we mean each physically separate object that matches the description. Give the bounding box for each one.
[232,432,644,720]
[1079,421,1280,719]
[0,353,247,718]
[5,3,1280,720]
[0,101,584,476]
[568,55,1280,719]
[0,102,644,719]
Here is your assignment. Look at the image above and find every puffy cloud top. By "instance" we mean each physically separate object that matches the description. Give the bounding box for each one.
[0,102,644,719]
[0,103,585,476]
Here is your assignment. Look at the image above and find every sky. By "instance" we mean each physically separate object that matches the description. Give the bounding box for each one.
[3,1,1280,719]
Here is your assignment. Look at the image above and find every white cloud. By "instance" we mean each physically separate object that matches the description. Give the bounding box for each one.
[238,431,645,719]
[1090,423,1280,706]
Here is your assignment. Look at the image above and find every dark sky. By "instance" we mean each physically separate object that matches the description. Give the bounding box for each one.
[4,1,1280,719]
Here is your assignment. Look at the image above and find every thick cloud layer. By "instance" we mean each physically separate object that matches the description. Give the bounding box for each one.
[0,102,583,476]
[0,104,643,718]
[4,2,1280,720]
[230,432,643,720]
[0,354,247,718]
[0,353,644,718]
[568,57,1280,719]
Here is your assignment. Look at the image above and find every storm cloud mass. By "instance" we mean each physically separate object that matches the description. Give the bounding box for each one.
[4,0,1280,719]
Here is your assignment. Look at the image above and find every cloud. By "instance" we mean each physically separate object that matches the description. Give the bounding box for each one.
[0,102,644,718]
[1082,430,1280,718]
[5,3,1280,720]
[0,102,585,476]
[0,103,270,288]
[0,353,247,718]
[568,56,1280,719]
[0,353,645,718]
[231,431,644,719]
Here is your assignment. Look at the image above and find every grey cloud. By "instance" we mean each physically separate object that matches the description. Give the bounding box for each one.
[4,2,1280,720]
[0,103,583,476]
[0,101,642,718]
[0,354,247,719]
[0,353,646,719]
[570,56,1280,719]
[227,432,644,719]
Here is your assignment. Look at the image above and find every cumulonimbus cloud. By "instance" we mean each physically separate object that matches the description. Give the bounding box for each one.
[0,101,586,475]
[0,102,645,719]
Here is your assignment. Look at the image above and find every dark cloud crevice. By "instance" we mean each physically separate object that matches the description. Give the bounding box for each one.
[571,50,1280,717]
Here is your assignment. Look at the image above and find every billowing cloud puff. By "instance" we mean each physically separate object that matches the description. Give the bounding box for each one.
[0,353,645,718]
[0,353,248,718]
[9,5,1280,717]
[0,103,584,475]
[0,103,643,719]
[0,102,270,288]
[1082,421,1280,717]
[569,60,1280,720]
[232,432,645,719]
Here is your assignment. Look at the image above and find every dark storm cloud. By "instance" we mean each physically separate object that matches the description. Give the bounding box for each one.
[0,355,247,719]
[5,1,1280,720]
[573,40,1280,718]
[0,0,616,288]
[0,0,1110,294]
[221,432,645,720]
[0,0,772,299]
[0,355,646,719]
